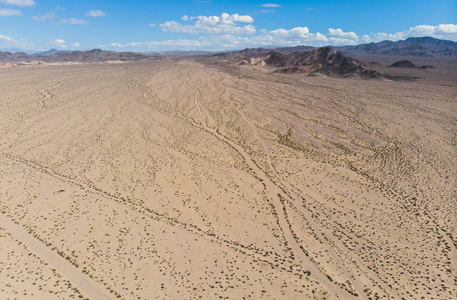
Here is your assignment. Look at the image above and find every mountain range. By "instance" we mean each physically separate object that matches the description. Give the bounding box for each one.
[1,37,456,64]
[336,37,457,57]
[0,49,156,63]
[214,37,457,62]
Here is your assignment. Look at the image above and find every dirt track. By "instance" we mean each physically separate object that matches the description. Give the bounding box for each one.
[0,58,456,299]
[0,213,112,300]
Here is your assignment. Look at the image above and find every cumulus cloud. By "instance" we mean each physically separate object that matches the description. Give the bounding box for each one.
[0,8,21,16]
[0,0,35,7]
[86,10,107,17]
[371,31,405,42]
[261,3,281,7]
[33,12,56,21]
[328,28,358,40]
[370,24,457,42]
[72,42,80,47]
[109,22,457,51]
[262,27,328,45]
[329,37,357,45]
[111,26,331,51]
[360,35,370,43]
[406,25,436,37]
[436,24,457,34]
[160,13,256,35]
[51,39,67,48]
[269,26,310,39]
[408,24,457,40]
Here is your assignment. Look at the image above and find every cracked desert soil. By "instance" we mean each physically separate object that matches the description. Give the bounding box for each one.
[0,58,456,299]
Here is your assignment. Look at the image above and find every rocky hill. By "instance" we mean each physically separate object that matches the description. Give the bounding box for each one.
[262,47,382,79]
[388,60,435,69]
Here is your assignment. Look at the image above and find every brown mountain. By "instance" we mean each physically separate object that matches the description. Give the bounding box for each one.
[263,47,382,79]
[0,51,31,62]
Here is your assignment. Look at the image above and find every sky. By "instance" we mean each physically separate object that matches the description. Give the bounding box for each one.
[0,0,456,52]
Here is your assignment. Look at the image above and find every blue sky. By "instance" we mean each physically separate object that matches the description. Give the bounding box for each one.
[0,0,456,51]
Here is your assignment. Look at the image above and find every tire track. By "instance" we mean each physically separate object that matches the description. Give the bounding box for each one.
[222,75,402,299]
[0,154,315,286]
[0,212,113,300]
[182,65,356,299]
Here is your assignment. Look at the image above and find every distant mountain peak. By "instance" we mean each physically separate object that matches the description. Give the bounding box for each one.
[337,36,457,57]
[0,49,157,63]
[33,48,67,56]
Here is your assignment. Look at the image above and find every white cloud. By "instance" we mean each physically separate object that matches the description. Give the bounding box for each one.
[69,18,86,24]
[408,25,435,37]
[261,3,281,7]
[230,14,254,23]
[51,39,67,48]
[361,34,370,43]
[0,34,14,41]
[72,42,80,48]
[86,10,107,17]
[370,24,457,42]
[436,24,457,34]
[59,18,87,25]
[329,37,357,45]
[371,32,405,42]
[149,23,156,27]
[328,28,358,40]
[269,26,310,39]
[111,39,209,50]
[0,0,35,7]
[0,33,33,48]
[107,22,457,52]
[0,8,21,16]
[160,13,256,35]
[110,26,331,51]
[33,12,56,21]
[407,24,457,40]
[261,27,328,45]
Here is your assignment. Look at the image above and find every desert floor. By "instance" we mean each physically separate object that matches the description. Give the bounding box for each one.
[0,57,456,299]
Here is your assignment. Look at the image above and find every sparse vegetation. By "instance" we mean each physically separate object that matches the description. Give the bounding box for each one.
[0,56,456,299]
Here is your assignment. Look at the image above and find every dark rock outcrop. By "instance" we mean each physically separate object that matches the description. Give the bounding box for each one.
[388,60,435,69]
[265,47,383,79]
[388,60,418,68]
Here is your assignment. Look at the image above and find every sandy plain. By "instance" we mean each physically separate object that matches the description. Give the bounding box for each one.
[0,56,456,299]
